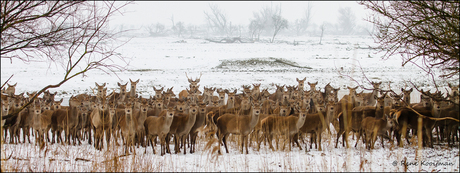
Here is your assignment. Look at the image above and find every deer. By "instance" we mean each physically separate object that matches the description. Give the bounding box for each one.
[258,106,308,151]
[5,83,17,96]
[251,83,261,99]
[185,72,202,91]
[42,90,57,105]
[268,84,285,102]
[214,102,261,154]
[129,78,140,98]
[296,77,306,94]
[330,87,362,133]
[32,102,53,147]
[90,102,112,150]
[119,104,137,155]
[11,100,32,144]
[393,107,437,148]
[216,88,227,106]
[148,98,166,117]
[176,103,198,154]
[94,82,107,103]
[189,102,207,153]
[69,94,92,144]
[361,81,382,106]
[50,104,75,145]
[164,103,197,154]
[153,86,164,100]
[335,94,386,148]
[144,106,175,156]
[296,100,334,151]
[360,113,396,150]
[134,102,149,147]
[401,88,413,106]
[225,89,238,109]
[448,83,459,96]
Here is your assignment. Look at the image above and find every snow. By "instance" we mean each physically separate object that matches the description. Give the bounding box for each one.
[1,35,459,172]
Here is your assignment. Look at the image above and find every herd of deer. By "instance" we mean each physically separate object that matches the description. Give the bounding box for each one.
[1,73,459,156]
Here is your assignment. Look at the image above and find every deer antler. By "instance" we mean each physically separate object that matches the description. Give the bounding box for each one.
[90,87,97,96]
[185,72,192,83]
[197,72,202,81]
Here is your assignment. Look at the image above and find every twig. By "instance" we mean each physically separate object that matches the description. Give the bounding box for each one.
[0,152,13,161]
[1,74,14,90]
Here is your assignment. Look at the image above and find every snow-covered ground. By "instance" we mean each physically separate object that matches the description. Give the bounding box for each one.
[1,35,459,172]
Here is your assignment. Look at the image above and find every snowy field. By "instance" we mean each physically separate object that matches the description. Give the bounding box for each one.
[1,35,459,172]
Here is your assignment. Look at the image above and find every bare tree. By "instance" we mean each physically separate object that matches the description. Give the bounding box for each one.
[204,3,228,35]
[294,2,314,36]
[319,22,326,44]
[249,15,264,40]
[271,14,288,43]
[175,21,185,37]
[338,7,356,35]
[187,24,198,38]
[360,1,459,79]
[145,22,166,37]
[1,1,131,119]
[249,5,287,42]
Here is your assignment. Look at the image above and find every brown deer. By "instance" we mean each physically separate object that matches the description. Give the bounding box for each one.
[153,86,164,100]
[164,102,196,154]
[297,101,334,151]
[214,102,261,154]
[360,113,396,150]
[175,103,198,154]
[185,72,202,91]
[119,104,136,155]
[361,81,382,106]
[189,102,207,153]
[393,107,437,147]
[129,78,140,98]
[335,94,385,148]
[258,106,308,151]
[134,102,149,147]
[32,102,53,146]
[90,102,112,150]
[401,88,413,106]
[144,106,175,155]
[5,83,17,96]
[216,88,227,106]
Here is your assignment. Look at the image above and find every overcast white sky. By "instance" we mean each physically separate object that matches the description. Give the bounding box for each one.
[110,1,372,28]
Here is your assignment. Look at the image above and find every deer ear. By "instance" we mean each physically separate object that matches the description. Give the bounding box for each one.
[409,88,413,92]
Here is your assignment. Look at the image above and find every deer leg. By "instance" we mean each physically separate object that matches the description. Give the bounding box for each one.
[223,134,229,153]
[165,134,171,154]
[293,133,302,150]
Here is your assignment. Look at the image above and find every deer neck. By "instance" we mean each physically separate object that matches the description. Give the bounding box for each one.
[185,112,197,131]
[226,99,235,109]
[130,86,136,97]
[163,115,174,129]
[403,94,411,105]
[296,114,306,130]
[248,107,259,130]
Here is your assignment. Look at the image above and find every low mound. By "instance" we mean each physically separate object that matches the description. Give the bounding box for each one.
[215,57,312,69]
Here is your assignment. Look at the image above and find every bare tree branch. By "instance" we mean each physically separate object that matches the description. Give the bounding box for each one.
[1,1,132,120]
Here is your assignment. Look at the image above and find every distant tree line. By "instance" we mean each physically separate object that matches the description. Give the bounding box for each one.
[118,3,369,40]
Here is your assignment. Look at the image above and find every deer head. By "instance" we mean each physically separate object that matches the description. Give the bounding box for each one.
[185,72,202,90]
[296,77,306,90]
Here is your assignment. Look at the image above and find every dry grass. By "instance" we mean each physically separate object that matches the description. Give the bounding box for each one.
[0,125,459,172]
